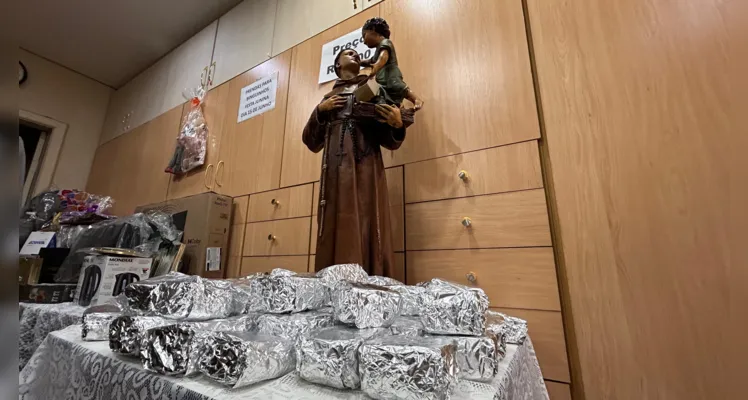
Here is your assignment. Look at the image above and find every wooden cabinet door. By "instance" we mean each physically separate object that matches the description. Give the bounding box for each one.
[280,7,380,187]
[378,0,539,166]
[216,51,293,197]
[99,78,143,144]
[271,0,361,57]
[363,0,382,10]
[166,83,231,200]
[212,0,277,88]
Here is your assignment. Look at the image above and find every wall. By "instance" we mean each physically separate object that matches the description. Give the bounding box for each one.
[527,0,748,398]
[19,49,112,192]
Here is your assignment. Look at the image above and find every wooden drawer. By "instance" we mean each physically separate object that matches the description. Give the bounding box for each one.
[228,224,246,259]
[496,308,570,383]
[243,217,311,256]
[312,182,320,215]
[310,217,318,254]
[241,256,309,276]
[546,381,572,400]
[404,141,543,204]
[406,248,561,311]
[226,256,242,279]
[232,196,249,225]
[405,189,552,250]
[248,184,313,222]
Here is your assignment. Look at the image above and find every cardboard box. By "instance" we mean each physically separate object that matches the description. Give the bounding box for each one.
[19,256,42,285]
[136,192,231,279]
[20,231,56,255]
[74,255,153,307]
[20,284,76,303]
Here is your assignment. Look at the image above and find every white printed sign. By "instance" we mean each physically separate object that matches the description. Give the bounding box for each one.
[318,29,373,84]
[237,71,278,123]
[20,231,56,255]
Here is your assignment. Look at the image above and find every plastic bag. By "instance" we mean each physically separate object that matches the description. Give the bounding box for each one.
[165,87,208,175]
[19,191,61,248]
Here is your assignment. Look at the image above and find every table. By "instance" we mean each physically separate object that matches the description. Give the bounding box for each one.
[19,302,86,370]
[20,325,549,400]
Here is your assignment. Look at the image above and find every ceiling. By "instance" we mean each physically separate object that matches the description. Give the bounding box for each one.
[18,0,244,88]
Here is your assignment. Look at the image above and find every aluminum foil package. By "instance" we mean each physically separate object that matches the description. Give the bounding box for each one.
[235,274,329,314]
[389,285,428,316]
[430,334,499,382]
[359,335,458,400]
[297,326,385,389]
[270,268,297,277]
[198,332,295,388]
[109,315,169,356]
[420,278,489,336]
[82,311,120,341]
[140,315,257,375]
[389,316,424,337]
[485,310,528,344]
[316,264,368,287]
[333,281,401,328]
[124,272,238,320]
[366,275,403,286]
[257,310,336,341]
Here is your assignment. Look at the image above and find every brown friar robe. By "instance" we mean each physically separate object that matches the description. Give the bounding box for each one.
[303,75,406,277]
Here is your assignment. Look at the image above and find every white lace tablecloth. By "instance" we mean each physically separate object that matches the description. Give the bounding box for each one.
[20,325,549,400]
[19,302,86,370]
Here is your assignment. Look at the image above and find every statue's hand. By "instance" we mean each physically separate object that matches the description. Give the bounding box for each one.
[375,104,403,129]
[317,95,346,112]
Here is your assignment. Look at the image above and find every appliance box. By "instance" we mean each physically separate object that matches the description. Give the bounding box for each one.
[135,192,231,279]
[20,284,76,303]
[74,255,153,307]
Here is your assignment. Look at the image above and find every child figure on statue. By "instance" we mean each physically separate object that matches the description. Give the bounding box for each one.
[361,17,424,111]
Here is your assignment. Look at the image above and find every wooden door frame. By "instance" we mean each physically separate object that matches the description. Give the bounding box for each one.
[19,109,68,200]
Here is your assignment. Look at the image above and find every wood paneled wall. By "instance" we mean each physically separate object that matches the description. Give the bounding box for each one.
[527,0,748,398]
[87,0,573,395]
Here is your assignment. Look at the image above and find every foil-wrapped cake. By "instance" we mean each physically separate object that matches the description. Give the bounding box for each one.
[139,315,257,375]
[257,310,336,341]
[332,281,401,328]
[296,326,384,389]
[388,285,428,316]
[420,278,489,336]
[316,264,368,287]
[234,274,329,314]
[124,272,238,320]
[359,335,458,400]
[198,331,296,388]
[109,315,168,356]
[366,275,403,286]
[82,310,120,341]
[431,334,499,382]
[486,310,528,344]
[389,316,424,337]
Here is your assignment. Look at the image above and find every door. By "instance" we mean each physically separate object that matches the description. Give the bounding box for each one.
[215,51,293,197]
[271,0,362,57]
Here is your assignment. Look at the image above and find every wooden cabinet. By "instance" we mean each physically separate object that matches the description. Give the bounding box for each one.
[271,0,364,57]
[232,196,250,225]
[546,382,572,400]
[88,105,182,215]
[247,184,314,222]
[212,0,277,87]
[241,256,309,276]
[160,21,218,111]
[495,308,570,383]
[405,189,552,250]
[280,7,380,187]
[226,223,247,278]
[363,0,382,10]
[99,74,149,144]
[378,0,539,167]
[216,51,293,197]
[166,83,232,200]
[404,141,544,204]
[243,217,311,256]
[407,248,561,311]
[386,167,404,252]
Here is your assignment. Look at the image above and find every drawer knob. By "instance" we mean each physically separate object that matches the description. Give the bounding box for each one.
[461,217,472,228]
[466,271,477,283]
[271,199,280,207]
[267,234,276,242]
[458,170,470,181]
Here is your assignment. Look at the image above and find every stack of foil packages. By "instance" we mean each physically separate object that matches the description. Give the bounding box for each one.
[86,265,529,398]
